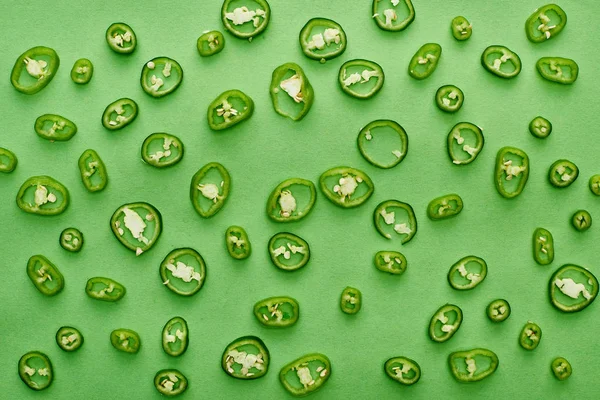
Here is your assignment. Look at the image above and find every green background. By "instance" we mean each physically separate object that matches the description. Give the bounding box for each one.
[1,0,599,398]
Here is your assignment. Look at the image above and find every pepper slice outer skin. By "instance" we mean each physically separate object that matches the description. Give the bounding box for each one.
[71,58,93,84]
[154,369,189,396]
[16,175,70,216]
[340,287,362,314]
[447,122,484,166]
[408,43,442,80]
[549,264,598,312]
[427,194,463,220]
[0,147,18,173]
[221,0,271,39]
[358,119,409,169]
[525,4,567,43]
[268,232,310,271]
[451,16,472,41]
[197,30,225,57]
[162,316,189,357]
[551,357,572,381]
[548,159,578,188]
[141,133,184,168]
[11,46,60,95]
[56,326,84,352]
[373,200,417,244]
[106,22,137,54]
[571,210,592,232]
[319,166,374,208]
[159,248,207,297]
[448,348,499,382]
[374,251,407,275]
[494,146,530,199]
[384,356,421,386]
[519,321,542,350]
[226,225,251,260]
[207,89,254,131]
[338,59,385,99]
[222,336,270,380]
[253,296,300,327]
[34,114,77,141]
[18,351,53,391]
[110,202,162,255]
[529,116,552,139]
[481,45,522,79]
[590,175,600,196]
[190,162,231,218]
[110,328,141,354]
[428,304,463,343]
[279,353,331,396]
[140,57,184,98]
[532,227,554,265]
[435,85,464,113]
[60,227,84,253]
[447,255,487,291]
[270,62,314,121]
[536,57,579,84]
[85,277,126,302]
[27,255,64,296]
[78,149,108,192]
[486,299,511,322]
[266,178,316,222]
[101,97,139,131]
[299,18,347,62]
[372,0,416,32]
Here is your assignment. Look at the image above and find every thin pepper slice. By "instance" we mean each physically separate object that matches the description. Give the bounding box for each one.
[571,210,592,232]
[270,62,314,121]
[519,321,542,350]
[372,0,415,32]
[340,287,362,314]
[536,57,578,84]
[190,162,231,218]
[429,304,463,343]
[85,277,126,302]
[160,248,207,297]
[162,317,189,357]
[358,120,409,169]
[110,202,162,256]
[436,85,464,113]
[486,299,511,322]
[197,30,225,57]
[222,336,270,380]
[448,256,487,291]
[551,357,572,381]
[447,122,484,165]
[427,194,463,220]
[11,46,60,95]
[374,251,407,275]
[17,176,69,216]
[279,353,331,396]
[71,58,93,84]
[27,255,64,296]
[529,116,552,138]
[548,159,578,188]
[266,178,316,222]
[207,89,254,130]
[590,175,600,196]
[532,228,554,265]
[18,351,53,391]
[221,0,271,40]
[451,16,472,41]
[319,166,374,208]
[140,57,183,98]
[101,98,138,131]
[549,264,598,313]
[154,369,188,396]
[78,149,108,192]
[373,200,417,244]
[106,23,137,54]
[0,147,18,173]
[481,46,521,79]
[525,4,567,43]
[253,296,300,327]
[110,328,141,354]
[34,114,77,141]
[299,18,347,63]
[60,227,84,252]
[226,225,252,260]
[408,43,442,80]
[494,146,530,199]
[56,326,84,352]
[338,59,385,99]
[141,133,184,168]
[268,232,310,271]
[384,357,421,386]
[448,348,499,383]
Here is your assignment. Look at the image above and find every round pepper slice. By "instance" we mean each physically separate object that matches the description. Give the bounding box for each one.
[71,58,93,84]
[451,16,472,41]
[162,317,189,357]
[56,326,84,352]
[11,46,60,95]
[338,59,384,99]
[141,133,184,168]
[268,232,310,271]
[198,30,225,56]
[408,43,442,80]
[525,4,567,43]
[279,353,331,395]
[0,147,18,173]
[299,18,347,63]
[106,22,137,54]
[519,321,542,350]
[372,0,416,32]
[358,120,409,169]
[60,227,84,252]
[319,166,374,208]
[222,336,270,380]
[481,45,522,79]
[590,175,600,196]
[551,357,572,381]
[266,178,316,222]
[85,277,126,302]
[571,210,592,232]
[374,251,407,275]
[448,256,487,290]
[340,287,361,314]
[270,62,314,121]
[435,85,464,113]
[428,304,463,343]
[373,200,417,244]
[27,255,64,296]
[226,225,252,260]
[221,0,271,40]
[101,98,138,131]
[384,356,421,386]
[548,159,578,188]
[16,176,70,216]
[160,248,207,297]
[140,57,183,98]
[549,264,598,312]
[190,162,231,218]
[253,296,299,327]
[529,116,552,139]
[154,369,189,396]
[448,348,499,383]
[78,149,108,192]
[532,227,554,265]
[34,114,77,141]
[110,202,162,256]
[207,89,254,131]
[486,299,511,322]
[494,146,530,199]
[536,57,579,84]
[18,351,53,391]
[447,122,484,165]
[110,328,141,354]
[427,194,463,220]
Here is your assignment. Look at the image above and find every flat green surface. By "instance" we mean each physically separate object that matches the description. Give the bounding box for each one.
[1,0,600,398]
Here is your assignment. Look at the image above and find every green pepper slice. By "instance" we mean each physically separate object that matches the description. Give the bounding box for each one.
[447,122,484,165]
[299,18,347,63]
[436,85,464,113]
[549,264,598,312]
[56,326,84,352]
[110,202,162,256]
[319,166,374,208]
[207,89,254,130]
[536,57,579,84]
[78,149,108,192]
[384,356,421,386]
[427,194,463,220]
[338,59,385,99]
[60,227,84,252]
[27,255,64,296]
[222,336,270,379]
[0,147,18,173]
[373,200,417,244]
[358,120,409,169]
[590,175,600,196]
[481,46,522,79]
[372,0,415,32]
[154,369,188,396]
[71,58,93,84]
[451,16,472,41]
[85,277,126,302]
[253,296,299,327]
[190,162,231,218]
[486,299,511,322]
[448,348,499,383]
[548,159,578,188]
[18,351,53,391]
[340,287,362,314]
[34,114,77,141]
[551,357,572,381]
[106,22,137,54]
[519,321,542,350]
[226,225,251,260]
[16,176,69,216]
[160,248,207,297]
[279,353,331,396]
[494,146,530,199]
[408,43,442,80]
[141,57,183,98]
[162,317,189,357]
[525,4,567,43]
[110,328,141,354]
[11,46,60,95]
[221,0,271,40]
[374,251,407,275]
[197,30,225,56]
[266,178,316,222]
[529,116,552,138]
[270,62,314,121]
[532,227,554,265]
[448,256,487,291]
[141,133,184,168]
[429,304,463,343]
[268,232,310,271]
[571,210,592,232]
[101,98,138,131]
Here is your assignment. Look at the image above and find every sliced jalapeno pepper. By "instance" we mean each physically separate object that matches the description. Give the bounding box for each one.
[18,351,53,391]
[141,133,184,168]
[207,89,254,130]
[78,149,108,192]
[254,296,299,327]
[154,369,188,396]
[162,316,189,357]
[299,18,347,63]
[447,122,484,165]
[270,62,314,121]
[198,30,225,57]
[111,328,141,354]
[529,116,552,138]
[340,287,361,314]
[519,321,542,350]
[373,200,417,244]
[141,57,183,98]
[486,299,511,322]
[222,336,270,379]
[494,146,530,199]
[548,159,578,188]
[101,98,138,131]
[226,225,251,260]
[436,85,464,113]
[358,120,409,169]
[56,326,84,352]
[11,46,59,95]
[551,357,572,381]
[0,147,18,173]
[571,210,592,232]
[536,57,579,84]
[338,59,384,99]
[408,43,442,80]
[27,255,64,296]
[429,304,463,343]
[110,202,162,256]
[384,357,421,386]
[190,162,231,218]
[374,251,407,275]
[16,175,69,216]
[266,178,317,222]
[60,227,84,252]
[268,232,310,271]
[448,256,487,291]
[549,264,598,312]
[71,58,93,84]
[34,114,77,141]
[221,0,271,40]
[448,348,498,383]
[451,16,472,41]
[106,22,137,54]
[85,277,126,302]
[319,166,374,208]
[481,46,521,79]
[427,194,463,220]
[590,175,600,196]
[279,353,331,396]
[160,248,207,296]
[532,227,554,265]
[525,4,567,43]
[372,0,415,32]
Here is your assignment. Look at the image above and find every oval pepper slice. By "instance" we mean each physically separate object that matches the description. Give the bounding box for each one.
[222,336,270,379]
[56,326,84,352]
[11,46,60,95]
[280,353,331,396]
[384,356,421,386]
[207,89,254,131]
[372,0,415,32]
[111,202,162,256]
[549,264,598,312]
[111,328,141,354]
[16,175,69,216]
[18,351,53,391]
[71,58,93,84]
[140,57,183,98]
[436,85,464,113]
[226,225,251,260]
[78,149,108,192]
[85,277,126,302]
[197,30,225,56]
[448,348,499,383]
[162,316,189,357]
[373,200,417,244]
[34,114,77,141]
[525,4,567,43]
[60,227,84,252]
[551,357,572,381]
[338,59,384,99]
[266,178,316,222]
[571,210,592,232]
[101,98,138,130]
[532,228,553,265]
[536,57,578,84]
[519,321,542,350]
[141,133,184,168]
[529,116,552,138]
[340,287,362,314]
[358,120,409,169]
[221,0,271,40]
[451,16,472,41]
[268,232,310,271]
[190,162,231,218]
[447,122,484,165]
[270,62,314,121]
[481,46,521,79]
[319,166,374,208]
[427,194,463,220]
[253,296,299,327]
[590,175,600,196]
[486,299,511,322]
[548,159,578,188]
[0,147,18,173]
[27,255,64,296]
[408,43,442,80]
[106,22,137,54]
[429,304,463,343]
[154,369,188,396]
[375,251,407,275]
[448,256,487,290]
[299,18,347,63]
[160,248,207,297]
[494,146,530,198]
